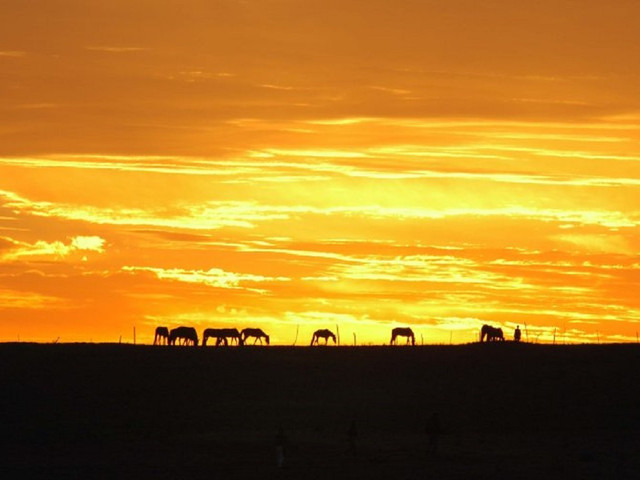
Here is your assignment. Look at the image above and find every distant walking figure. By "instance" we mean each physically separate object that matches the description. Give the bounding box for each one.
[514,325,522,342]
[310,329,336,346]
[425,413,443,456]
[202,328,244,346]
[240,328,270,345]
[275,427,287,468]
[390,327,415,345]
[480,324,505,342]
[169,326,198,346]
[153,326,169,345]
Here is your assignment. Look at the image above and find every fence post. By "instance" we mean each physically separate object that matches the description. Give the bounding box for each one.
[293,324,299,346]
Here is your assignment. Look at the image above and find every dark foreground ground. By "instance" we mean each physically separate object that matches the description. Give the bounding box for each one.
[1,342,639,479]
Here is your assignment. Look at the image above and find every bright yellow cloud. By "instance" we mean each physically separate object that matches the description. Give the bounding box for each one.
[122,266,290,291]
[1,235,106,261]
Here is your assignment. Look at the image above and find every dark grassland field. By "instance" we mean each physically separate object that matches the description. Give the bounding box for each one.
[1,343,639,479]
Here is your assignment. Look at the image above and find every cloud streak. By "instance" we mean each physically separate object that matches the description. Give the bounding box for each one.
[1,235,106,261]
[122,265,290,292]
[4,187,637,232]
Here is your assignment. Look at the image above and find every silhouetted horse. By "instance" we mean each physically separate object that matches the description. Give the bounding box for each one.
[390,327,415,345]
[480,324,504,342]
[169,326,198,346]
[240,328,270,345]
[153,326,169,345]
[310,329,336,346]
[202,328,244,346]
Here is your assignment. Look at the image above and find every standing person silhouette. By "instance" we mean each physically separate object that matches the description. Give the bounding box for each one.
[275,427,287,468]
[514,325,522,342]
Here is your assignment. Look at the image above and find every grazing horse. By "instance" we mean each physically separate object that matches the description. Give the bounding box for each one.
[153,326,169,345]
[310,329,336,346]
[169,326,198,346]
[390,327,415,345]
[202,328,244,346]
[240,328,270,345]
[480,324,505,342]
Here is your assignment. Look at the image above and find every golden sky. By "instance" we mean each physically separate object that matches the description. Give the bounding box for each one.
[2,1,640,344]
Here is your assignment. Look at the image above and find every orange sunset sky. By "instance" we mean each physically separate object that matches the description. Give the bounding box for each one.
[2,1,640,344]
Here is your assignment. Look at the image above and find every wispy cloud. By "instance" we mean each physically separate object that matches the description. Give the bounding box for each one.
[14,103,60,110]
[0,51,26,57]
[0,289,64,309]
[368,85,411,95]
[552,233,634,254]
[85,46,148,53]
[3,189,637,231]
[3,151,640,189]
[1,235,106,261]
[258,84,296,91]
[122,265,290,291]
[172,70,236,82]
